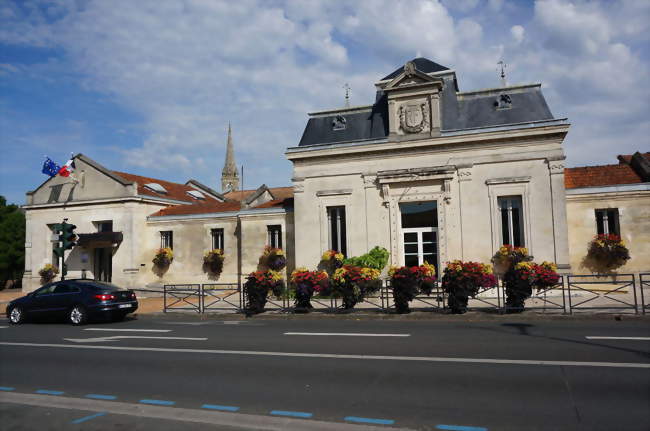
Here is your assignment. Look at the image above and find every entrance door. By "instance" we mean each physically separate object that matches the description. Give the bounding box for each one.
[399,201,439,273]
[93,248,112,282]
[402,228,438,268]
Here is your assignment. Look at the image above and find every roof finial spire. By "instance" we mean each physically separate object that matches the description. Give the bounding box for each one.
[498,60,507,87]
[343,83,351,108]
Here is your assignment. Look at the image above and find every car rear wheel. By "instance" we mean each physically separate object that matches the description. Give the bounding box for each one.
[9,307,25,324]
[69,305,88,325]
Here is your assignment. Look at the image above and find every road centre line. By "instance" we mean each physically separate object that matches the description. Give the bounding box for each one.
[71,412,107,424]
[84,328,171,333]
[436,425,488,431]
[64,336,207,343]
[1,392,412,431]
[284,332,410,337]
[2,341,649,368]
[586,336,650,340]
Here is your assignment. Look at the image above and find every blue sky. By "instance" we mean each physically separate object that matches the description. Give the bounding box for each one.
[1,0,648,205]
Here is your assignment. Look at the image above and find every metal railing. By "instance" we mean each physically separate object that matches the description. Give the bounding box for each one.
[163,284,201,313]
[567,274,637,314]
[161,273,650,315]
[640,273,650,315]
[201,283,242,312]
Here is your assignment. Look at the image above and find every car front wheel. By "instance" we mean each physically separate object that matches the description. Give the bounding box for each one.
[69,305,88,325]
[9,307,25,324]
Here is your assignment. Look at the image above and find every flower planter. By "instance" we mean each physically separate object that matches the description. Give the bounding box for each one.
[389,264,436,314]
[392,279,419,314]
[243,270,285,315]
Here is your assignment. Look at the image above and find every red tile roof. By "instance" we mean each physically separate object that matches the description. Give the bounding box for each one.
[150,200,242,217]
[113,171,220,203]
[150,186,294,217]
[564,164,642,189]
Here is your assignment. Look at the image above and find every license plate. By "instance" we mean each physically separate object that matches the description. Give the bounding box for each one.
[118,304,132,308]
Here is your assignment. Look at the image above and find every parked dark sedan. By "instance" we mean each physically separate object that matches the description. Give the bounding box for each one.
[6,280,138,325]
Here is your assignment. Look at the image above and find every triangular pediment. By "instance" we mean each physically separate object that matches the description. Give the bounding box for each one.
[384,61,442,90]
[384,67,444,90]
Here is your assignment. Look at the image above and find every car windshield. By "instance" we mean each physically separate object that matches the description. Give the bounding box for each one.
[76,280,127,291]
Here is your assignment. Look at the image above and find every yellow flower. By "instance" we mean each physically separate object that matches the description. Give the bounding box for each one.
[268,270,284,282]
[481,263,494,274]
[540,261,557,272]
[332,267,347,282]
[388,265,400,277]
[335,252,344,261]
[422,262,436,276]
[361,267,380,280]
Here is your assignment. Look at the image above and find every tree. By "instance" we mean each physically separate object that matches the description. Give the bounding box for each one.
[0,196,25,289]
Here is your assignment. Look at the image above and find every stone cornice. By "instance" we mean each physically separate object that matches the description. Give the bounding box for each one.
[22,196,173,211]
[286,123,569,162]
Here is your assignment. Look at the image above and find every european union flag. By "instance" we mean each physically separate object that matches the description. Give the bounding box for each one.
[41,157,61,177]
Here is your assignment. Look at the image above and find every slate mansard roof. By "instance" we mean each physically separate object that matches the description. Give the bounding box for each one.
[298,57,555,147]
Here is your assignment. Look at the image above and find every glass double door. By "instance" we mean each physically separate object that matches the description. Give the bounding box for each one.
[399,201,439,273]
[402,228,438,268]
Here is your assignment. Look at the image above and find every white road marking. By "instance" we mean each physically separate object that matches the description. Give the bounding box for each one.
[1,392,400,431]
[63,336,207,343]
[586,336,650,340]
[284,332,410,337]
[84,328,171,333]
[1,341,648,368]
[0,326,8,329]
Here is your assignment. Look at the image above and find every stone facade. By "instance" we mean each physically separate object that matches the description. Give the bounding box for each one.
[288,59,570,273]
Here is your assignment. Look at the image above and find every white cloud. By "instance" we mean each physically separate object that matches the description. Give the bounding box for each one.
[510,25,525,44]
[0,0,648,194]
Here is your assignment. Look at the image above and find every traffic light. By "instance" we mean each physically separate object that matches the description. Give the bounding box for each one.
[52,223,64,259]
[61,221,77,251]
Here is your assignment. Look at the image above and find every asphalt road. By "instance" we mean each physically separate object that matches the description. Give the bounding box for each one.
[1,314,649,430]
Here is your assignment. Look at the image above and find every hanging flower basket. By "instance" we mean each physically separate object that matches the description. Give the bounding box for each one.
[331,265,381,309]
[38,264,59,284]
[441,260,497,314]
[586,234,630,272]
[152,247,173,268]
[290,267,329,312]
[203,249,225,274]
[388,263,436,313]
[244,270,285,315]
[262,246,286,271]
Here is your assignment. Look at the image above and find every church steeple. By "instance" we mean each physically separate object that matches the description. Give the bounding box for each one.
[221,123,239,193]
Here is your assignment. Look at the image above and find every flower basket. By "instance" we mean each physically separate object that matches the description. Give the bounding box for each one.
[244,270,285,315]
[290,268,329,312]
[389,263,436,313]
[491,245,532,275]
[441,261,496,314]
[586,234,630,272]
[152,247,173,268]
[203,249,225,274]
[38,264,59,284]
[504,261,560,312]
[331,265,380,309]
[262,246,286,271]
[320,250,344,273]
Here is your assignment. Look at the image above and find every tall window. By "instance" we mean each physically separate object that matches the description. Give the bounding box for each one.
[211,228,224,250]
[160,231,173,249]
[595,209,620,236]
[267,225,282,249]
[498,196,525,247]
[327,206,347,256]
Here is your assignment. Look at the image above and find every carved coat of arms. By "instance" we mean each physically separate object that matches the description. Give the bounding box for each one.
[399,102,430,133]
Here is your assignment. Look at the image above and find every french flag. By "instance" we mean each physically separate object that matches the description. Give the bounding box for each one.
[58,159,76,177]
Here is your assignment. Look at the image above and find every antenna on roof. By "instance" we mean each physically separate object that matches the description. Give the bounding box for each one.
[343,83,351,107]
[497,60,507,87]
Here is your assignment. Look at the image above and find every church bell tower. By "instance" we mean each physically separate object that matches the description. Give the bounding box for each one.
[221,123,239,193]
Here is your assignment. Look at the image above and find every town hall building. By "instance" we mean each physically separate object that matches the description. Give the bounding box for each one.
[20,58,649,292]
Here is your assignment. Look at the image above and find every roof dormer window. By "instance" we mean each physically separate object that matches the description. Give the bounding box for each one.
[332,115,347,131]
[144,183,167,194]
[187,190,205,200]
[495,93,512,110]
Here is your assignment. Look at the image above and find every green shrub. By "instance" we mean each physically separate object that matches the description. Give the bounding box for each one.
[343,246,389,272]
